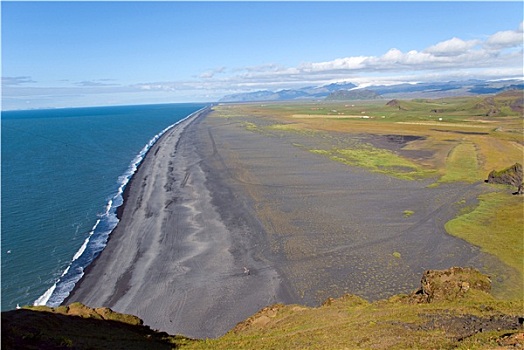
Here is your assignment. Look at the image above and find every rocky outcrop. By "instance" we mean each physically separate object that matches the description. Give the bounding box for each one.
[386,99,400,107]
[1,302,183,350]
[486,162,523,193]
[510,97,524,114]
[473,90,524,116]
[410,267,491,303]
[232,304,287,333]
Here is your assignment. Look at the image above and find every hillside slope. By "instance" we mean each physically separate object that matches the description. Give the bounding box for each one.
[3,268,523,349]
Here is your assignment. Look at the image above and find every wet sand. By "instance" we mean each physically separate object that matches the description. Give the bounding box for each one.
[67,108,500,339]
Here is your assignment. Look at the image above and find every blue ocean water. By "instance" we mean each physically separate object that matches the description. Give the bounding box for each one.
[1,103,206,310]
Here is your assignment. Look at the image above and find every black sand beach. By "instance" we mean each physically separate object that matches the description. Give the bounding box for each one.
[66,108,500,339]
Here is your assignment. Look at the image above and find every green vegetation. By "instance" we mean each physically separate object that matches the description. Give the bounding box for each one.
[4,268,522,349]
[243,121,258,131]
[267,123,299,131]
[402,210,414,218]
[216,91,523,124]
[311,145,433,180]
[438,142,481,183]
[186,267,522,349]
[445,192,524,299]
[392,251,402,258]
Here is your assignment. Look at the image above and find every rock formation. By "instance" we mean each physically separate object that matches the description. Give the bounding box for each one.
[410,267,491,303]
[386,99,400,107]
[486,162,523,193]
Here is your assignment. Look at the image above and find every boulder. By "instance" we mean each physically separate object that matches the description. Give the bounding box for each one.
[486,162,523,192]
[410,267,491,303]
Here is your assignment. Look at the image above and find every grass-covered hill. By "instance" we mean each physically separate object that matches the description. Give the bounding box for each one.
[2,268,523,349]
[389,90,523,118]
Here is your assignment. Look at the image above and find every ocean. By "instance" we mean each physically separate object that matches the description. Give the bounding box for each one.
[1,103,207,310]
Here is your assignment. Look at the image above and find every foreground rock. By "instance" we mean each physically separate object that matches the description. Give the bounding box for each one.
[409,266,492,303]
[486,162,523,193]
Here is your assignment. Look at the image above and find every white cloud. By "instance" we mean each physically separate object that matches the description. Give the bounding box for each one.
[425,37,480,56]
[484,22,523,50]
[300,56,369,72]
[485,29,523,50]
[377,48,436,66]
[234,22,522,85]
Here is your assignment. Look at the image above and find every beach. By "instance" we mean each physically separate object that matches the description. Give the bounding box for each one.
[66,107,501,339]
[66,108,293,338]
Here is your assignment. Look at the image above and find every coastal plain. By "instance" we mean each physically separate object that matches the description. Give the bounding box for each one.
[67,97,523,339]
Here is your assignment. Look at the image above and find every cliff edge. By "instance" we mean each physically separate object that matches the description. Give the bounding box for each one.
[2,267,523,349]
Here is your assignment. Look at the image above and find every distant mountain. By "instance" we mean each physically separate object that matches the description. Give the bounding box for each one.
[219,82,357,102]
[300,82,358,96]
[219,90,280,102]
[365,79,524,99]
[218,79,523,103]
[325,89,381,100]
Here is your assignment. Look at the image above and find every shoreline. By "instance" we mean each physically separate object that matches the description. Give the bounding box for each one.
[32,106,212,309]
[115,106,210,221]
[65,106,291,338]
[65,106,210,305]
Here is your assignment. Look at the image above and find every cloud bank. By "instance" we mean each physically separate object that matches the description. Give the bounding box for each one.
[3,22,523,109]
[232,21,523,87]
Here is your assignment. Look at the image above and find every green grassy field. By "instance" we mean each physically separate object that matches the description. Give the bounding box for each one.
[438,141,481,183]
[184,295,522,350]
[446,191,524,299]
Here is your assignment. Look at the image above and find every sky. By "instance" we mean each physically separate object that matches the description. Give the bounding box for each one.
[2,1,523,110]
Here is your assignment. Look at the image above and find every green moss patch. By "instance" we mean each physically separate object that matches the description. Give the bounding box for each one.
[311,145,433,180]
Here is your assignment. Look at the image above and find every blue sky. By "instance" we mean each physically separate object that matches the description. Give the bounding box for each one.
[2,1,523,110]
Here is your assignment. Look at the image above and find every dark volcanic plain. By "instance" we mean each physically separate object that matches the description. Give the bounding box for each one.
[66,108,502,339]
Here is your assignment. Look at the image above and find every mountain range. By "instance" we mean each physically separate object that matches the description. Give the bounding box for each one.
[219,79,523,102]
